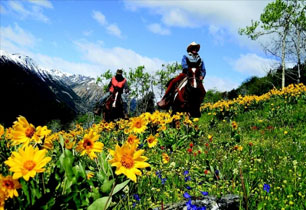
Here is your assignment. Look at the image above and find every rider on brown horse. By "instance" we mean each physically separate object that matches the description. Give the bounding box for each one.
[100,69,129,118]
[157,42,206,109]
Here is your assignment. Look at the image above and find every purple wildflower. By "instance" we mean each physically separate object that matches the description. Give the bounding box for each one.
[183,192,191,199]
[186,185,192,190]
[201,191,208,196]
[263,184,270,193]
[185,176,191,182]
[133,194,140,201]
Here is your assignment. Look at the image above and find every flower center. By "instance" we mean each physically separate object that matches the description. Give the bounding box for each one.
[25,127,35,138]
[127,136,135,144]
[148,137,154,143]
[121,154,134,169]
[23,160,36,171]
[3,180,14,189]
[83,139,93,149]
[135,121,142,128]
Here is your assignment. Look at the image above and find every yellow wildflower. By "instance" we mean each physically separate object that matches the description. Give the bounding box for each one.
[10,116,51,146]
[126,134,139,146]
[162,153,170,164]
[76,129,103,160]
[130,116,148,134]
[4,145,51,181]
[109,143,150,182]
[193,118,199,122]
[86,171,95,180]
[0,188,7,210]
[146,134,158,148]
[43,133,58,150]
[0,175,21,198]
[231,121,238,130]
[0,124,4,138]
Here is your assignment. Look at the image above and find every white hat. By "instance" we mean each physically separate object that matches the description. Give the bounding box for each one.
[187,42,200,52]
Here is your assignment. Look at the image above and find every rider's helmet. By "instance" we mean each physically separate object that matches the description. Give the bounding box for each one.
[116,69,123,75]
[187,42,200,53]
[115,69,124,82]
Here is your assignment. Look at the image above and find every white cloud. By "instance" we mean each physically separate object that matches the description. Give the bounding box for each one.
[31,5,49,22]
[33,53,102,77]
[147,23,170,35]
[8,1,30,17]
[124,0,272,48]
[92,10,107,25]
[205,76,239,92]
[7,0,50,23]
[125,0,270,29]
[161,8,196,28]
[208,25,226,46]
[106,24,122,38]
[75,40,166,74]
[1,40,101,77]
[28,0,53,9]
[0,24,101,77]
[232,53,278,77]
[0,23,164,78]
[92,10,123,38]
[0,24,36,48]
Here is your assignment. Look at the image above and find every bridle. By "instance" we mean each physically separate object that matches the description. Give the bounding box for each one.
[173,67,200,102]
[189,67,198,88]
[112,91,119,108]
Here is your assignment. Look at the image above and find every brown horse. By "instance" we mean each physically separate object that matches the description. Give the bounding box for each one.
[94,90,124,122]
[171,67,206,117]
[104,90,124,122]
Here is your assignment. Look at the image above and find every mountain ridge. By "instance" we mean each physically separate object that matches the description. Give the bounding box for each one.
[0,50,104,126]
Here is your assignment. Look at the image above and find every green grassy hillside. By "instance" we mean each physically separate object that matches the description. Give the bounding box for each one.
[1,84,305,210]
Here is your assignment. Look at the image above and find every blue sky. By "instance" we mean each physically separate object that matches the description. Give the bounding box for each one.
[0,0,279,92]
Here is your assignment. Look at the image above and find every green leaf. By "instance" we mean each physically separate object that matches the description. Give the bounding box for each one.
[97,172,106,183]
[77,162,86,179]
[20,179,31,206]
[88,196,112,210]
[59,134,65,151]
[101,178,115,194]
[59,149,75,180]
[257,201,264,210]
[112,180,130,196]
[244,178,250,197]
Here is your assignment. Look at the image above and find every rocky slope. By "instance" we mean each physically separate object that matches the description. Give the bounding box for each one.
[0,50,103,126]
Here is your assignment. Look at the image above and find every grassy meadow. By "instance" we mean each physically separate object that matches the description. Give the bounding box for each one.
[0,83,305,210]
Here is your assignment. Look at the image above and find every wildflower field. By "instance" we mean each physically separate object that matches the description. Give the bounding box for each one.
[1,83,306,210]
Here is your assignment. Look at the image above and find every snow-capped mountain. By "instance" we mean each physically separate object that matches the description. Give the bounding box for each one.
[0,50,103,126]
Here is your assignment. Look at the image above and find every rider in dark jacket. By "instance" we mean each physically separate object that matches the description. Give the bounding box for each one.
[157,42,206,109]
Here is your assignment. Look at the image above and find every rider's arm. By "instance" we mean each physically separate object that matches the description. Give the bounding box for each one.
[181,55,188,73]
[108,80,112,90]
[201,60,206,78]
[124,81,129,93]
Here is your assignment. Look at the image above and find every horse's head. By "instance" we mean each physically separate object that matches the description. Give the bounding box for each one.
[187,67,201,89]
[110,90,122,108]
